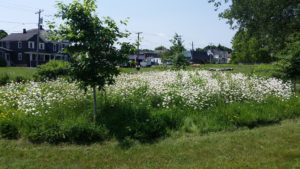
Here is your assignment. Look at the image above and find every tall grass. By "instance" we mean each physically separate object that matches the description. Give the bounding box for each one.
[0,68,299,145]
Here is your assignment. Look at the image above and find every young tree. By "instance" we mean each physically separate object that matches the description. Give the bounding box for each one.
[169,33,189,69]
[0,30,7,39]
[51,0,134,121]
[170,33,185,54]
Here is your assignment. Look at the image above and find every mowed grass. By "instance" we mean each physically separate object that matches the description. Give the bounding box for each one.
[0,67,36,80]
[121,64,276,77]
[1,119,300,169]
[0,64,279,78]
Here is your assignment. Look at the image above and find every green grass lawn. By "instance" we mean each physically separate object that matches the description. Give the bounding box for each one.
[1,118,300,169]
[0,67,36,80]
[121,64,277,77]
[0,64,279,79]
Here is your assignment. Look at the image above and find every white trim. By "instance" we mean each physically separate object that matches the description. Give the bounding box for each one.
[39,43,45,50]
[28,41,35,49]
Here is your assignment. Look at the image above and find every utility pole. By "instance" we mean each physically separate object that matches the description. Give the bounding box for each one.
[35,9,43,67]
[136,32,142,67]
[191,41,194,51]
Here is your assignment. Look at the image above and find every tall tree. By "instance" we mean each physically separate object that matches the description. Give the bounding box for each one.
[51,0,134,121]
[169,33,188,69]
[209,0,300,62]
[155,46,168,51]
[169,33,185,54]
[0,30,7,39]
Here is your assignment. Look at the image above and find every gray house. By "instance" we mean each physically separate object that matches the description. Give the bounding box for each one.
[0,27,69,67]
[207,49,230,64]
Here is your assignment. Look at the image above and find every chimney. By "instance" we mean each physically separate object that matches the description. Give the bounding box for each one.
[39,25,43,30]
[23,28,27,34]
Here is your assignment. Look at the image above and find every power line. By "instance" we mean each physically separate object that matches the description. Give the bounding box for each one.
[35,9,44,67]
[4,1,39,11]
[0,20,36,25]
[136,32,142,66]
[0,4,35,13]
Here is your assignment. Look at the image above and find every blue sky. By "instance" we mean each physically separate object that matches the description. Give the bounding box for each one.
[0,0,236,50]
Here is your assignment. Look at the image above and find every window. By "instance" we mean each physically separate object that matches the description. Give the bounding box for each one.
[18,41,22,49]
[18,53,22,61]
[28,41,35,49]
[53,44,57,52]
[39,43,45,50]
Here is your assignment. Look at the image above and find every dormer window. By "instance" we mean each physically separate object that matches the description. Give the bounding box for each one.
[18,41,22,49]
[28,41,35,49]
[39,43,45,50]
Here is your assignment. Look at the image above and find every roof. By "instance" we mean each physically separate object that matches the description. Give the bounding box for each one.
[0,28,48,42]
[191,50,210,63]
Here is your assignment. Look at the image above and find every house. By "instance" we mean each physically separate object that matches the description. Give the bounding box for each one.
[183,51,192,61]
[0,27,69,67]
[191,50,210,64]
[0,47,13,66]
[207,49,230,64]
[128,51,161,67]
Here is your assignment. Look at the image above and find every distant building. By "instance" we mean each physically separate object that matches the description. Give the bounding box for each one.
[207,49,230,64]
[0,27,70,67]
[0,47,13,66]
[191,50,210,64]
[183,51,192,61]
[128,51,161,67]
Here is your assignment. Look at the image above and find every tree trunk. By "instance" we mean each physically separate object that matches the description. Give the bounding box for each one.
[93,86,97,122]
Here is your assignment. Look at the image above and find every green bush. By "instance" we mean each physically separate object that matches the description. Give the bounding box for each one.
[275,32,300,80]
[173,52,189,70]
[14,76,28,83]
[0,57,6,67]
[63,122,108,145]
[0,73,10,86]
[100,100,169,143]
[23,120,65,144]
[19,101,108,145]
[36,60,70,80]
[0,119,19,139]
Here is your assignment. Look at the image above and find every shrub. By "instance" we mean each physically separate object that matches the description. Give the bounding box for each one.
[0,119,19,139]
[63,122,108,145]
[0,73,10,86]
[275,32,300,80]
[100,100,169,143]
[0,57,6,67]
[20,105,108,145]
[14,76,27,83]
[23,119,65,144]
[36,60,70,80]
[173,52,189,70]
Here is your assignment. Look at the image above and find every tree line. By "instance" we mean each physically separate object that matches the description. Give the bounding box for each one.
[209,0,300,78]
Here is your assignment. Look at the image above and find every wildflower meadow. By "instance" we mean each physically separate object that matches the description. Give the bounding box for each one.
[0,70,299,144]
